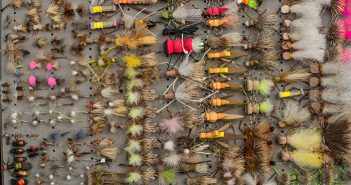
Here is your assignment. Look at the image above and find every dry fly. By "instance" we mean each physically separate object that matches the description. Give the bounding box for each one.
[245,51,279,70]
[64,3,84,20]
[1,0,24,12]
[5,41,24,72]
[34,37,48,48]
[92,138,119,160]
[273,69,311,83]
[278,100,310,128]
[26,7,40,24]
[243,120,274,174]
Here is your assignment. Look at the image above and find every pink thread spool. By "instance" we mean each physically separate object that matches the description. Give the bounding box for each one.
[28,75,37,87]
[47,77,57,88]
[29,60,39,70]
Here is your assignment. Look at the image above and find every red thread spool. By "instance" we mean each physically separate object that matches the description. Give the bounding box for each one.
[165,38,193,55]
[207,7,229,15]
